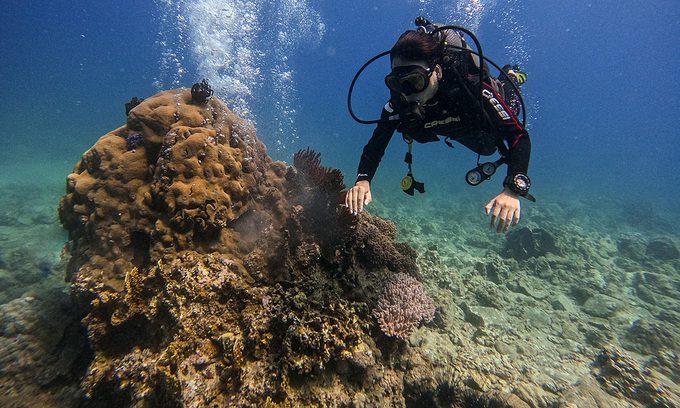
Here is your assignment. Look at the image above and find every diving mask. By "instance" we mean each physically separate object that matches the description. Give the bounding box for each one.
[385,65,434,96]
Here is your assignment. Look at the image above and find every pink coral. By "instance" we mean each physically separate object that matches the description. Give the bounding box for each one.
[373,272,435,340]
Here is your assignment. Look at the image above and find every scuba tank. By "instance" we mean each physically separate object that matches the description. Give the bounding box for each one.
[415,16,480,68]
[415,17,504,98]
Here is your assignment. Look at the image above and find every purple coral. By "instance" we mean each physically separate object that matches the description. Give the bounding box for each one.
[125,132,145,151]
[373,272,435,340]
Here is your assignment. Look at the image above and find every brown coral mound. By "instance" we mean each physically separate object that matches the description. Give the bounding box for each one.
[60,89,278,291]
[58,89,437,407]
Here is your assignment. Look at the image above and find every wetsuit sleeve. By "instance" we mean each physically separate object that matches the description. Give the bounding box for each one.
[479,82,531,180]
[356,106,398,183]
[504,130,531,177]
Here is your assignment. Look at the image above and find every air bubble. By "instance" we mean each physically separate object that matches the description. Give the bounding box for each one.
[154,0,325,151]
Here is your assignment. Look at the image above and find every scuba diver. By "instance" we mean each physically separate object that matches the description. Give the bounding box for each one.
[345,17,533,233]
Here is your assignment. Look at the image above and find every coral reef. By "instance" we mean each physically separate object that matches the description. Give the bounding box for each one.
[125,96,144,116]
[190,79,213,104]
[373,272,435,339]
[52,88,680,408]
[124,132,145,151]
[57,89,468,407]
[374,191,680,407]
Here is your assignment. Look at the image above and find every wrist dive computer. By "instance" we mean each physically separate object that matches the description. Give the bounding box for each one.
[504,173,531,195]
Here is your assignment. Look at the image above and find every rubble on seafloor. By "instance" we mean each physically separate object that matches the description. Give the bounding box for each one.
[379,190,680,408]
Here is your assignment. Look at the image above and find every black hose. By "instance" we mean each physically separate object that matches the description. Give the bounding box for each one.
[347,50,391,124]
[347,26,527,128]
[431,24,526,127]
[444,44,527,127]
[431,25,485,116]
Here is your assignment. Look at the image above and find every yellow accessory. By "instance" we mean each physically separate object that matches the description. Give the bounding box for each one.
[401,175,413,191]
[508,69,527,85]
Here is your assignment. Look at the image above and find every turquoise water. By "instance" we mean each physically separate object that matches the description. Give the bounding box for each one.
[1,0,679,406]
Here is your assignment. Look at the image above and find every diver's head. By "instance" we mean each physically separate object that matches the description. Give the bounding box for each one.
[385,30,442,103]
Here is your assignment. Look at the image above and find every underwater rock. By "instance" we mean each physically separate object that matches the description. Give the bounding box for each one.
[58,89,442,406]
[623,317,680,355]
[506,276,549,301]
[503,227,559,261]
[583,325,614,348]
[0,269,19,304]
[646,236,680,260]
[0,267,14,286]
[475,254,512,284]
[592,348,680,406]
[550,293,578,314]
[631,271,679,308]
[0,289,83,407]
[649,350,680,384]
[569,286,595,306]
[582,293,623,318]
[461,303,508,329]
[31,210,56,225]
[0,213,20,227]
[3,248,50,286]
[523,308,551,330]
[616,234,647,261]
[471,279,509,309]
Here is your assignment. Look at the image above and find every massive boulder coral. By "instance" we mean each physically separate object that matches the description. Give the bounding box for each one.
[58,89,441,407]
[60,89,279,290]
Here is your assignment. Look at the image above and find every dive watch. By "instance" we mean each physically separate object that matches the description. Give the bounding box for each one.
[504,173,531,196]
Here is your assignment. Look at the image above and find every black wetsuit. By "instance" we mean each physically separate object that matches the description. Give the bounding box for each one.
[356,51,531,188]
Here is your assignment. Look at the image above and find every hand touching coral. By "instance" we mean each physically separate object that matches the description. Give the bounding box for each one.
[345,180,372,215]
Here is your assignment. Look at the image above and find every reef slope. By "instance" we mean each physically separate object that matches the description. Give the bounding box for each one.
[58,89,460,407]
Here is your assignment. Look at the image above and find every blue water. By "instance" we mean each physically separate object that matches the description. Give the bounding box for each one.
[2,0,678,206]
[0,0,679,404]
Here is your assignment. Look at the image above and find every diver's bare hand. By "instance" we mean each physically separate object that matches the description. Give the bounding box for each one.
[485,188,521,233]
[345,180,372,215]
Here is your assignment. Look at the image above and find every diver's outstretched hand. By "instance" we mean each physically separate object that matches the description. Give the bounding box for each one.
[485,188,521,233]
[345,180,372,215]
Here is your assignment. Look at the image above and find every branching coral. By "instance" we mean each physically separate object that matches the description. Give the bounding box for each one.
[373,272,435,340]
[292,148,345,196]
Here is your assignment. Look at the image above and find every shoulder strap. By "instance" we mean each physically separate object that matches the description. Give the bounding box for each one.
[434,26,481,69]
